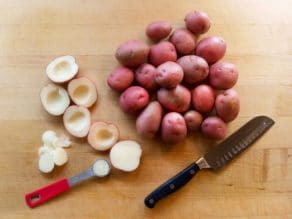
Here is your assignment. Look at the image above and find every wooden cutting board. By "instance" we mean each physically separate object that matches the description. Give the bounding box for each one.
[0,0,291,218]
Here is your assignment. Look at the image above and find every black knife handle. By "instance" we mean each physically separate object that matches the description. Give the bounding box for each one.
[144,162,200,208]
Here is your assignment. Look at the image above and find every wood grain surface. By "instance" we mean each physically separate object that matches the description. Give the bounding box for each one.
[0,0,291,218]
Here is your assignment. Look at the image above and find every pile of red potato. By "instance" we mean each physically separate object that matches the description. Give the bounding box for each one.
[108,11,240,143]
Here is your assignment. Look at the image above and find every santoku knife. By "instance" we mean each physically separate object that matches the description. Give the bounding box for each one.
[144,116,274,208]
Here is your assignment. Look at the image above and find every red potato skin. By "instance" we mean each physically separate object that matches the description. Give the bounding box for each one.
[136,101,163,138]
[177,55,209,84]
[209,61,239,90]
[184,110,203,131]
[135,63,159,91]
[195,36,226,64]
[115,40,149,68]
[155,61,184,88]
[215,89,240,122]
[170,28,196,55]
[146,21,172,42]
[201,116,227,140]
[192,84,215,113]
[184,11,211,35]
[157,84,191,113]
[161,112,187,143]
[119,86,150,114]
[107,67,134,92]
[149,41,177,66]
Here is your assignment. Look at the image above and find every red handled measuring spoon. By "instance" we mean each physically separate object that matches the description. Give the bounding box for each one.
[25,159,111,208]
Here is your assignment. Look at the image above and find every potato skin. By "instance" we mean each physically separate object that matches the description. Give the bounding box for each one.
[184,110,203,131]
[177,55,209,84]
[170,28,196,55]
[146,21,172,41]
[136,101,163,138]
[195,36,226,64]
[161,112,187,143]
[107,67,134,92]
[157,84,191,113]
[119,86,150,114]
[155,61,184,88]
[115,40,149,67]
[201,116,227,140]
[184,11,211,35]
[192,84,215,113]
[215,89,240,122]
[135,63,159,91]
[209,61,238,90]
[149,41,177,66]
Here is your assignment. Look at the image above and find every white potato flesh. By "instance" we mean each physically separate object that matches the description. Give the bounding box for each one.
[42,130,57,146]
[40,84,70,116]
[110,140,142,172]
[52,147,68,166]
[93,159,110,177]
[53,134,71,148]
[39,152,54,173]
[38,145,54,157]
[46,56,78,83]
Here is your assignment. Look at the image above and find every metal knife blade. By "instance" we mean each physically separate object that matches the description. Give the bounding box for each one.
[202,115,274,170]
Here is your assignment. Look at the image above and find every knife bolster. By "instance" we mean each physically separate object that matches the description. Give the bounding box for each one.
[196,157,210,169]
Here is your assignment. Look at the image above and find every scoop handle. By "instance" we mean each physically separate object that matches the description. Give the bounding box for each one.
[25,178,70,208]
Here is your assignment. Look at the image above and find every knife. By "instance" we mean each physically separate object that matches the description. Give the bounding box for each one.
[144,115,274,208]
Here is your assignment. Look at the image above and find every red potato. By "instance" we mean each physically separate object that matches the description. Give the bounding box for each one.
[115,40,149,67]
[119,86,150,114]
[184,110,203,131]
[107,67,134,92]
[177,55,209,84]
[161,112,187,143]
[215,89,240,122]
[149,41,177,66]
[157,84,191,113]
[136,101,163,138]
[201,116,227,140]
[135,63,159,91]
[184,11,211,35]
[155,61,184,88]
[170,28,196,55]
[192,84,215,113]
[195,36,226,64]
[146,21,172,41]
[209,61,238,90]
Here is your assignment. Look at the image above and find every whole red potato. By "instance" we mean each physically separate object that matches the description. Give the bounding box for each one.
[209,61,238,90]
[155,61,184,88]
[184,11,211,35]
[177,55,209,84]
[119,86,149,114]
[195,36,226,64]
[135,63,159,91]
[170,28,196,55]
[184,110,203,132]
[115,40,149,67]
[192,84,215,113]
[215,89,240,122]
[107,67,134,92]
[157,84,191,113]
[146,21,172,42]
[201,116,227,140]
[161,112,187,143]
[149,41,177,66]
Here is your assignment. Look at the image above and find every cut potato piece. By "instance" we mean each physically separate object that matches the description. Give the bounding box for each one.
[63,105,91,138]
[87,121,119,151]
[39,152,54,173]
[110,140,142,172]
[68,77,97,108]
[93,159,111,177]
[40,84,70,116]
[38,145,54,156]
[42,130,57,146]
[52,147,68,166]
[53,134,71,148]
[46,56,78,83]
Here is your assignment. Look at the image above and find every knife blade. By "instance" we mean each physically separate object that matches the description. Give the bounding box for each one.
[144,116,274,208]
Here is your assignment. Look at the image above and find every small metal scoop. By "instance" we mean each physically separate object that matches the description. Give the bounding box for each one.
[25,159,111,208]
